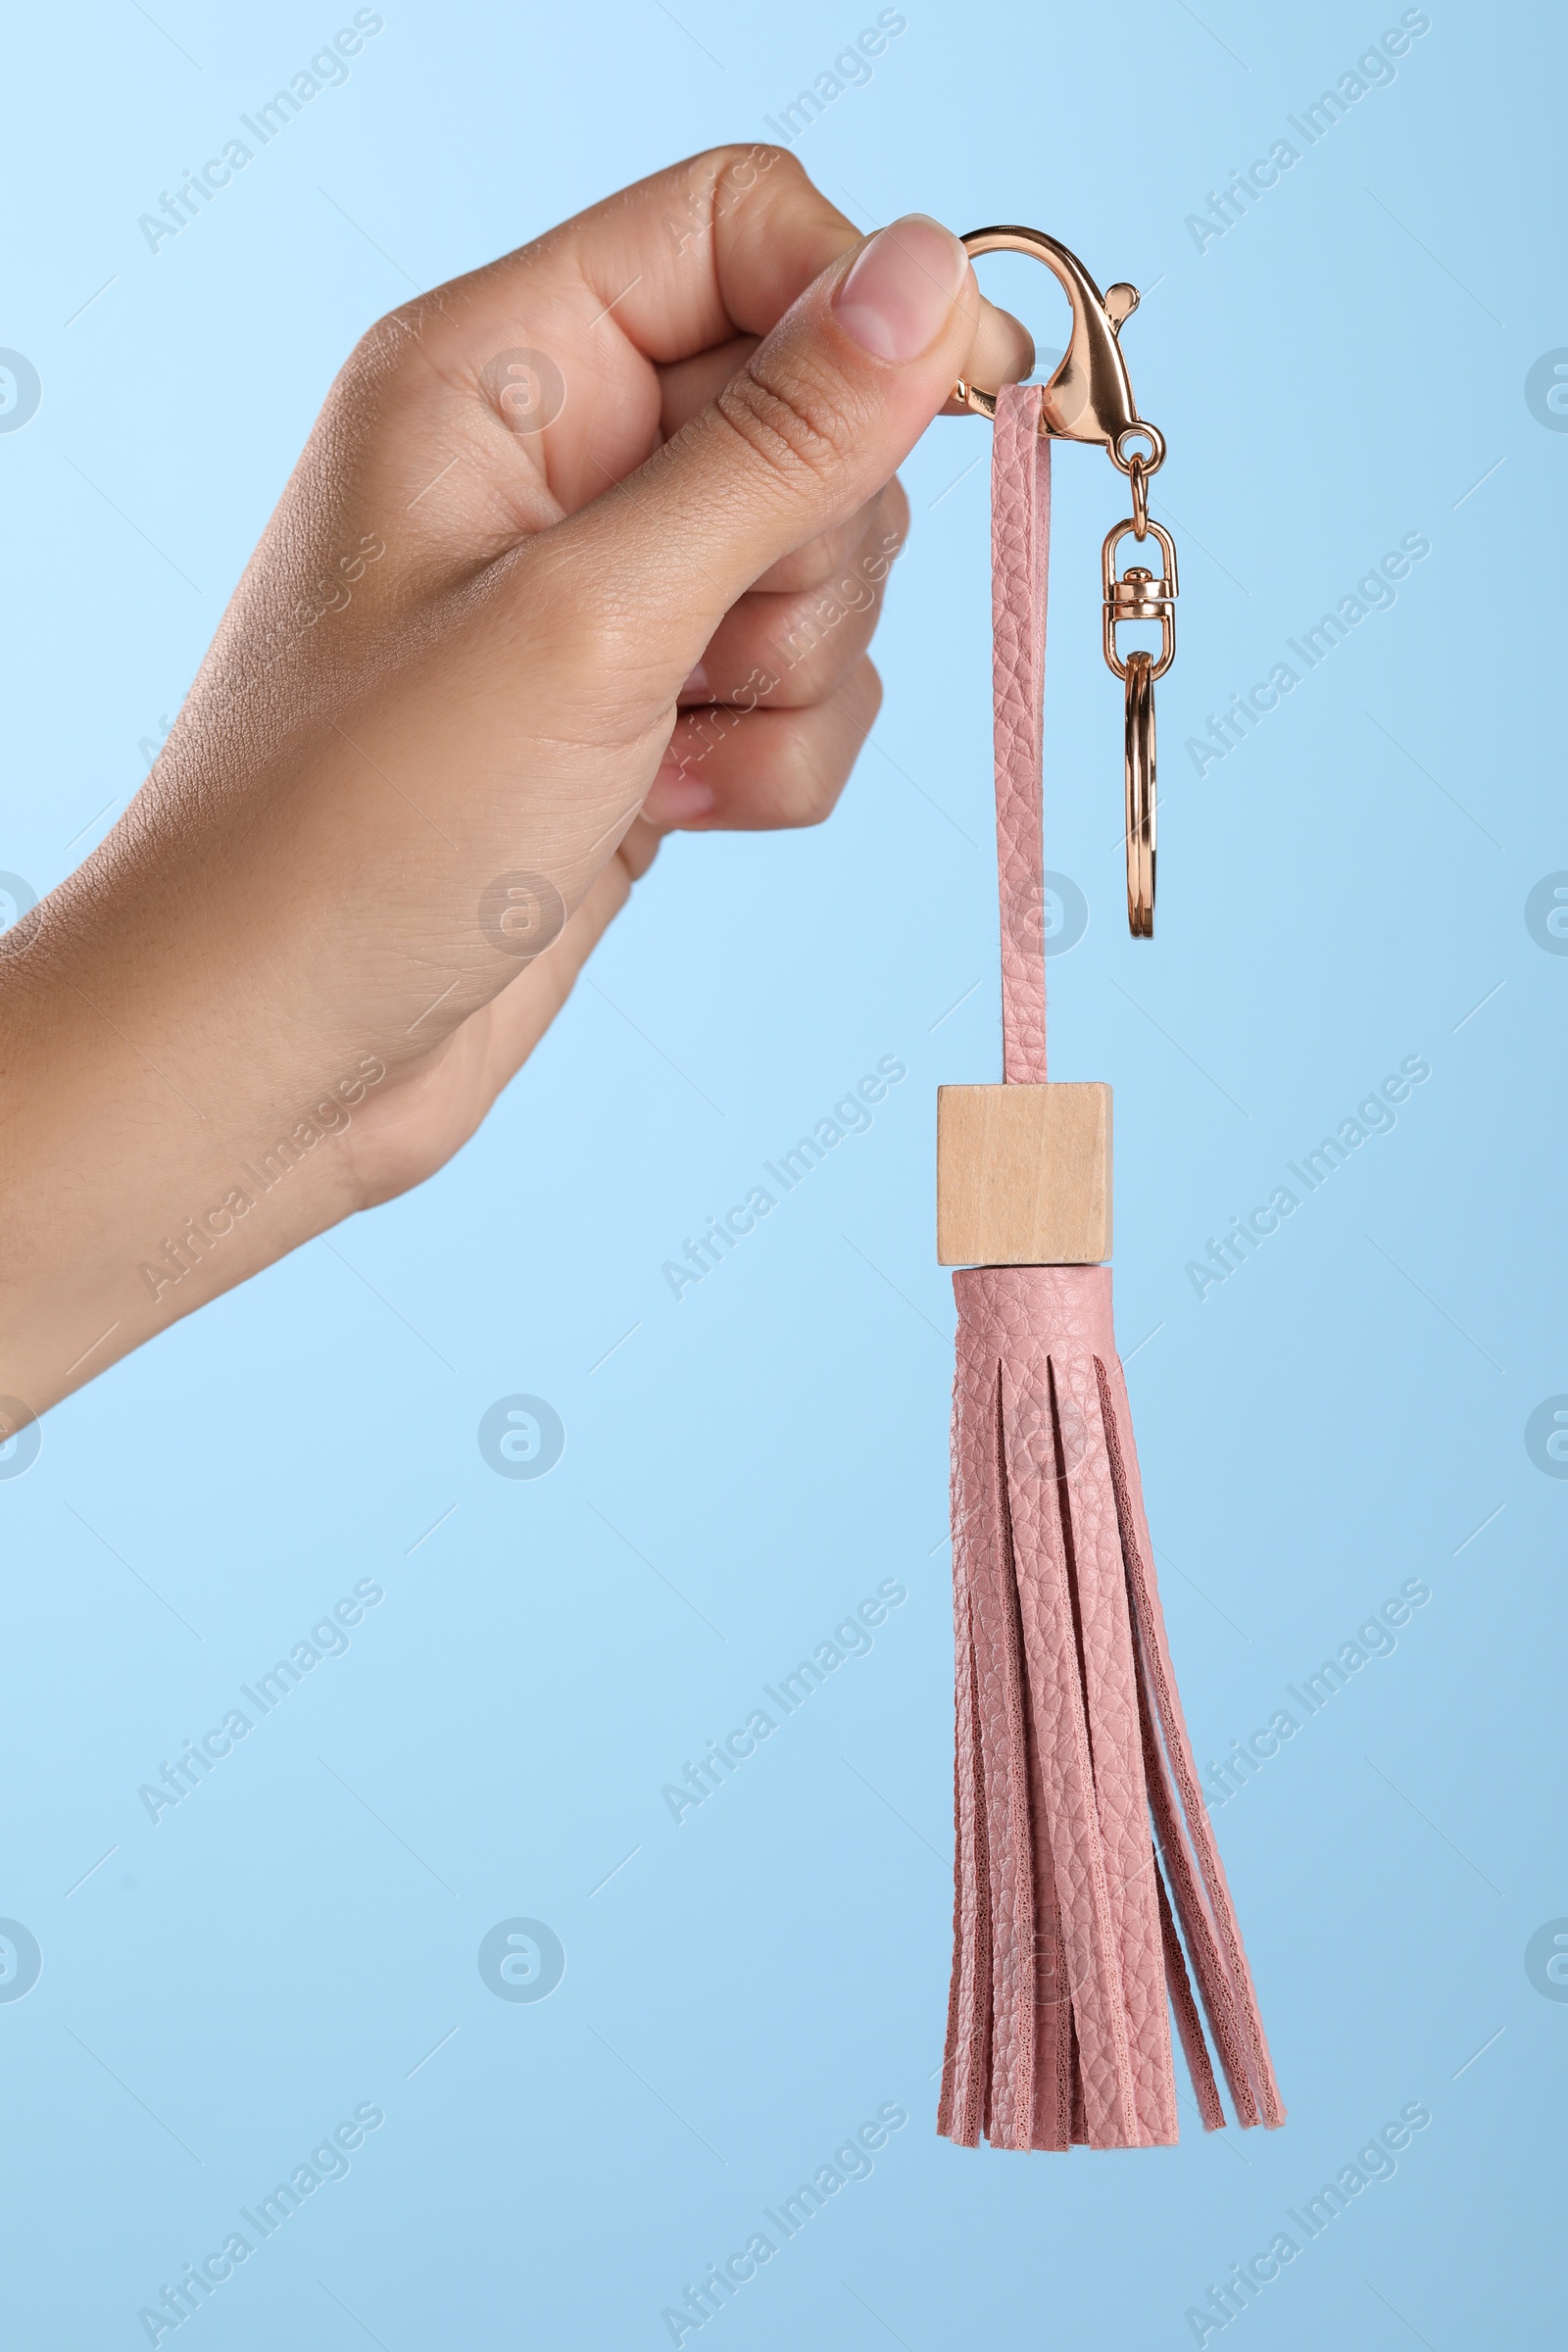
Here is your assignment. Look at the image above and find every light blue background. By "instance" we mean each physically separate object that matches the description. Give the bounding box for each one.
[1,2,1561,2345]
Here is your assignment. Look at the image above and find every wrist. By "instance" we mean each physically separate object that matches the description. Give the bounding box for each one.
[0,925,369,1413]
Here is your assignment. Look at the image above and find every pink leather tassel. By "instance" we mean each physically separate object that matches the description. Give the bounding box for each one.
[937,389,1282,2150]
[936,1265,1284,2147]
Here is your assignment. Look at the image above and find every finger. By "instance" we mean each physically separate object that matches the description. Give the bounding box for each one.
[658,333,760,438]
[537,214,997,697]
[644,657,882,831]
[680,544,891,714]
[749,475,908,599]
[662,358,907,601]
[494,144,1024,379]
[656,315,1032,445]
[346,150,1032,554]
[349,146,865,541]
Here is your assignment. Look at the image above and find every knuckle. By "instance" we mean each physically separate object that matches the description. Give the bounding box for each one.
[689,139,797,187]
[342,288,451,390]
[664,145,797,249]
[753,516,854,596]
[768,591,872,697]
[713,356,859,498]
[510,540,662,707]
[880,475,911,550]
[775,729,850,829]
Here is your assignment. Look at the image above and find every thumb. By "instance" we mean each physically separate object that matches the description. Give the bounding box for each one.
[552,215,986,667]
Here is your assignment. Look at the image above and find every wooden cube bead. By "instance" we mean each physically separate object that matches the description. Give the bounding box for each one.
[937,1082,1111,1266]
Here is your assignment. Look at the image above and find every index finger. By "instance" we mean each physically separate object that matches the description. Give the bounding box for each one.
[481,144,1031,371]
[338,148,1030,552]
[554,144,865,360]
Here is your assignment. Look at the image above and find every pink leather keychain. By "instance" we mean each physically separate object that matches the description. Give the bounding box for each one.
[935,234,1284,2149]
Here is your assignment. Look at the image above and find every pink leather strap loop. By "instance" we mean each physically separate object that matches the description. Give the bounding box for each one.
[991,386,1052,1087]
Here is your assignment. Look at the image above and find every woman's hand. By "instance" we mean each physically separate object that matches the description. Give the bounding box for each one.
[0,146,1030,1424]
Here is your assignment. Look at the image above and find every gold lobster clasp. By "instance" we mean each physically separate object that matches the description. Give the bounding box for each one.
[953,223,1174,937]
[951,224,1164,475]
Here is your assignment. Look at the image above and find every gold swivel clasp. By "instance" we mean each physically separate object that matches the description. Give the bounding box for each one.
[1102,519,1178,682]
[1102,506,1176,942]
